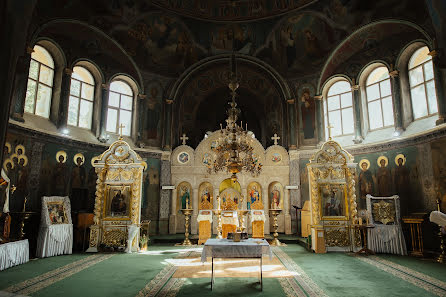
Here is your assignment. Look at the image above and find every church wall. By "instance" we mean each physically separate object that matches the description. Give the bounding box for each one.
[2,127,162,234]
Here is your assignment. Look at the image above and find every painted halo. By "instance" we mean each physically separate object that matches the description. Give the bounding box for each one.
[377,156,388,167]
[394,154,406,166]
[15,144,25,155]
[56,151,67,163]
[18,155,28,167]
[178,152,190,164]
[73,153,85,165]
[5,142,11,154]
[91,156,100,167]
[359,159,370,170]
[3,159,14,171]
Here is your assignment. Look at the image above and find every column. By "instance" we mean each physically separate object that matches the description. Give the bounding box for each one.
[287,98,297,149]
[137,94,146,145]
[213,187,219,235]
[389,70,405,134]
[351,84,363,143]
[159,151,172,234]
[284,188,292,234]
[98,83,109,142]
[263,187,270,234]
[163,99,173,150]
[57,68,72,129]
[430,50,446,125]
[314,95,324,143]
[191,186,199,235]
[169,187,177,234]
[10,47,33,122]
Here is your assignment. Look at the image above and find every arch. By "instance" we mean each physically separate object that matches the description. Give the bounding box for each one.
[357,60,392,84]
[318,19,433,93]
[71,59,105,85]
[168,54,292,102]
[30,19,144,93]
[219,178,241,194]
[198,182,213,210]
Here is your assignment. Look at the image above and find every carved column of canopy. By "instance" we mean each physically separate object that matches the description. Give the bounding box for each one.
[87,139,146,252]
[307,139,360,253]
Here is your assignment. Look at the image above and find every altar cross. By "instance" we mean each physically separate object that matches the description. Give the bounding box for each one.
[271,133,280,145]
[180,133,189,145]
[118,124,125,140]
[327,124,334,140]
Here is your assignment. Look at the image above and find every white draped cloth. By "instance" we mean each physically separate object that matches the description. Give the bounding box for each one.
[201,238,272,262]
[125,225,139,253]
[250,210,266,223]
[0,239,29,271]
[430,211,446,227]
[366,195,407,255]
[36,196,73,258]
[221,211,238,227]
[197,210,213,223]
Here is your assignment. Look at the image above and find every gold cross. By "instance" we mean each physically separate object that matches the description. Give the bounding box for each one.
[180,133,189,145]
[271,133,280,145]
[327,124,334,140]
[119,124,125,140]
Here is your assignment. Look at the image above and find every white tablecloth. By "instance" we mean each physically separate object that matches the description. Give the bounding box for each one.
[201,238,272,262]
[368,225,407,255]
[0,239,29,271]
[250,210,266,223]
[36,224,73,258]
[197,210,213,223]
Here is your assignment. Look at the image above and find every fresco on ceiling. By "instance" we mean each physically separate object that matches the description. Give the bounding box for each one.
[321,22,426,84]
[187,21,274,56]
[426,0,446,64]
[257,14,345,76]
[151,0,317,22]
[143,81,162,144]
[112,14,205,76]
[297,83,317,141]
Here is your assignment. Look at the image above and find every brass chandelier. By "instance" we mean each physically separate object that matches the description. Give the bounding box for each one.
[206,54,262,181]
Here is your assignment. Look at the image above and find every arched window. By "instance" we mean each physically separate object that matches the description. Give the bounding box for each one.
[106,80,133,136]
[409,46,437,119]
[68,66,95,129]
[24,45,54,118]
[324,80,354,137]
[366,67,394,130]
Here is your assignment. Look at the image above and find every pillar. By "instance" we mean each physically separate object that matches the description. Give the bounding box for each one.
[314,95,324,143]
[98,83,109,142]
[284,187,292,234]
[287,98,297,149]
[429,50,446,125]
[263,187,270,234]
[159,151,172,234]
[163,99,173,150]
[191,186,199,235]
[137,94,146,145]
[10,46,32,122]
[57,68,72,129]
[351,84,363,143]
[169,187,177,234]
[389,70,405,135]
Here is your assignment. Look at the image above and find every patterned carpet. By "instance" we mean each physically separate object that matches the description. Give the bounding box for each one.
[0,244,445,297]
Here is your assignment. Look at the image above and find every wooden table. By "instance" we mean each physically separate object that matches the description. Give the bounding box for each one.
[403,214,426,257]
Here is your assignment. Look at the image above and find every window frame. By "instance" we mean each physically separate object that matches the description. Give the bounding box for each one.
[365,68,394,131]
[408,48,438,120]
[68,67,95,129]
[25,47,55,118]
[106,80,134,136]
[325,81,355,138]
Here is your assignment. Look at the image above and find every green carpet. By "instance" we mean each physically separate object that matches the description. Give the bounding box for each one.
[0,244,445,297]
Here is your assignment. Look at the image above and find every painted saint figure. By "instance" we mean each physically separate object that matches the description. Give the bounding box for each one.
[248,185,260,210]
[358,160,373,209]
[325,188,342,216]
[271,186,281,209]
[376,157,391,197]
[111,190,126,215]
[300,88,316,139]
[393,156,410,215]
[180,186,190,209]
[70,155,87,212]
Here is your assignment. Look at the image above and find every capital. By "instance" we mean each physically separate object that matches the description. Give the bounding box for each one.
[287,98,295,104]
[314,95,323,100]
[165,99,174,104]
[138,94,147,99]
[64,68,73,75]
[389,70,399,78]
[101,83,109,89]
[351,85,359,91]
[428,49,438,58]
[26,46,34,55]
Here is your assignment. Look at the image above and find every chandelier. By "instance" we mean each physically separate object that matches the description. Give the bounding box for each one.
[206,54,262,181]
